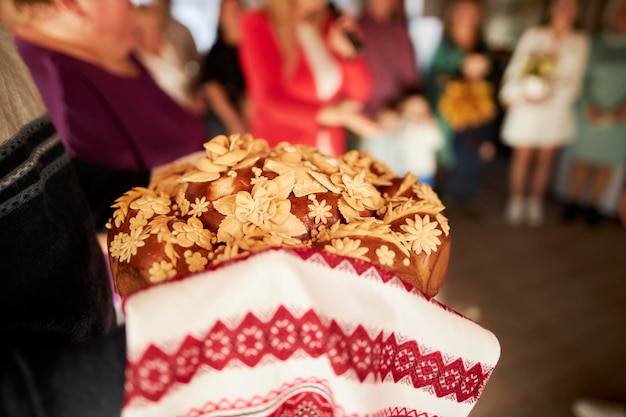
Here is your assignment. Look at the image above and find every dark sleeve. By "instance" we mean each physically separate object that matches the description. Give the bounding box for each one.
[200,41,225,84]
[0,116,117,348]
[0,326,127,417]
[70,157,151,231]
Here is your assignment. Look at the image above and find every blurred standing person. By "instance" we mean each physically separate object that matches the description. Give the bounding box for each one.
[200,0,248,137]
[358,0,421,119]
[0,19,117,348]
[155,0,203,99]
[426,0,497,215]
[8,0,207,229]
[499,0,589,226]
[562,0,626,226]
[239,0,378,156]
[0,21,127,416]
[134,4,205,115]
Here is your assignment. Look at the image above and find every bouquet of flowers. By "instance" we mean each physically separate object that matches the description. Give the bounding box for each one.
[521,53,558,101]
[438,80,497,131]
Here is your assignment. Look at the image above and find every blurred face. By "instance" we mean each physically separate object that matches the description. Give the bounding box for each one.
[294,0,326,20]
[367,0,401,20]
[220,0,242,33]
[550,0,578,29]
[401,96,430,121]
[83,0,136,51]
[134,9,164,53]
[452,1,481,31]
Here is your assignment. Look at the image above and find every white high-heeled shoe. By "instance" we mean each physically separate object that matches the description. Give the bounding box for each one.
[526,198,544,227]
[505,197,525,226]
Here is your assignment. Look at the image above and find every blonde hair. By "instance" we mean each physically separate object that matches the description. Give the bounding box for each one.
[265,0,297,68]
[265,0,324,71]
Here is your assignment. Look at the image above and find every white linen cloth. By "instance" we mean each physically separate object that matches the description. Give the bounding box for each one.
[121,248,500,417]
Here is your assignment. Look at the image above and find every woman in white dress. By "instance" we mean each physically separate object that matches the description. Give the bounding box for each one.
[499,0,589,226]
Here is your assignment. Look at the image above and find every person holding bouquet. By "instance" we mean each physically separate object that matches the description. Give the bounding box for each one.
[426,0,498,216]
[499,0,589,226]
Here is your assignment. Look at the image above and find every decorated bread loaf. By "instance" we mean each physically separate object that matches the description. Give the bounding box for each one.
[106,134,451,298]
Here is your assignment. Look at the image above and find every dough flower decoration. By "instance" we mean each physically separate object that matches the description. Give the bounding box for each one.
[338,171,384,221]
[307,197,333,225]
[316,218,409,258]
[436,213,451,237]
[324,237,369,261]
[412,182,443,207]
[400,214,442,255]
[383,199,445,224]
[148,260,177,283]
[172,217,213,250]
[213,172,307,245]
[109,226,150,263]
[130,193,172,219]
[376,245,396,266]
[182,134,266,183]
[264,156,327,197]
[109,187,162,228]
[184,250,209,272]
[341,150,395,186]
[189,197,211,217]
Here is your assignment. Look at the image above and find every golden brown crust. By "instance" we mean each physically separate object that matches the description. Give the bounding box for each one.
[106,134,451,298]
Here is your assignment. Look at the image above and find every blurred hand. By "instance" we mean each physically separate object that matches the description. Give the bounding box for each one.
[344,113,382,138]
[479,141,495,162]
[225,120,247,136]
[190,93,207,116]
[327,15,360,60]
[462,54,490,81]
[586,104,604,124]
[317,100,381,137]
[317,100,361,126]
[612,104,626,122]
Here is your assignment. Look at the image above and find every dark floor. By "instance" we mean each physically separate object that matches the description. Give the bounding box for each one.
[434,155,626,417]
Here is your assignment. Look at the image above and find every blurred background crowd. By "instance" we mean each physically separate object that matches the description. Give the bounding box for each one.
[2,0,625,227]
[0,0,625,416]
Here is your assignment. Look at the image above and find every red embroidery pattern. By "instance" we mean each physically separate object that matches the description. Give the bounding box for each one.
[124,306,492,406]
[183,378,340,417]
[180,376,438,417]
[288,248,418,294]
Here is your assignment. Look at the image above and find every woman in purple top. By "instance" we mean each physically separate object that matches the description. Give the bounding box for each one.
[7,0,206,228]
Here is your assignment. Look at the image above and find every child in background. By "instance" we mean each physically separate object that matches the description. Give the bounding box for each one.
[359,104,403,172]
[360,94,443,187]
[397,95,444,187]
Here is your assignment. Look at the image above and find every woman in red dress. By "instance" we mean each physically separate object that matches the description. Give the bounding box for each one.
[239,0,376,156]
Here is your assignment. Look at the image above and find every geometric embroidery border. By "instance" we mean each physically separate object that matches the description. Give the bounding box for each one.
[180,377,440,417]
[124,306,492,406]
